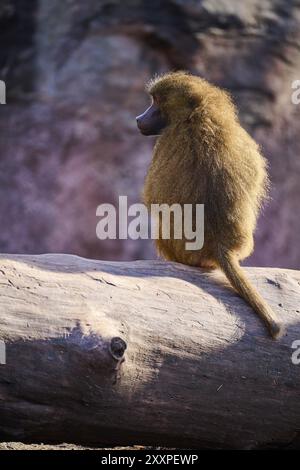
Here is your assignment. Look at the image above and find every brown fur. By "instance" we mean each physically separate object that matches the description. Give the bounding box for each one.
[143,71,282,338]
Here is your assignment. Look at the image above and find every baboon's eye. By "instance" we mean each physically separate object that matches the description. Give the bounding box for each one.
[152,94,158,104]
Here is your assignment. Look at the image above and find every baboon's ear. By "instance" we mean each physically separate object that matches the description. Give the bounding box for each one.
[188,94,199,108]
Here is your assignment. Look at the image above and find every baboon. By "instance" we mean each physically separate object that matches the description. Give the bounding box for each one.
[136,71,282,338]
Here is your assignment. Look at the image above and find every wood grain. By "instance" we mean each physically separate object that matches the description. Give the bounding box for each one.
[0,254,299,449]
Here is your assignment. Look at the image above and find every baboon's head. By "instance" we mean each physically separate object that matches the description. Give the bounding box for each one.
[136,71,235,136]
[136,72,202,135]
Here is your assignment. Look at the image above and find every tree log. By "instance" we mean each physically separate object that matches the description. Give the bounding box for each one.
[0,254,299,449]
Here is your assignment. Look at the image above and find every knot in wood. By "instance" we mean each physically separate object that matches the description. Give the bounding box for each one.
[109,336,127,360]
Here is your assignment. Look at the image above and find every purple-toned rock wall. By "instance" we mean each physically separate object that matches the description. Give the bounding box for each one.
[1,0,299,268]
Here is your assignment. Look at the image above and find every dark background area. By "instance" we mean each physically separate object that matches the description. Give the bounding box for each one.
[0,0,299,268]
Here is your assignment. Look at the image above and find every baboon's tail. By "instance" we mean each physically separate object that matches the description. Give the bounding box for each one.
[217,249,283,339]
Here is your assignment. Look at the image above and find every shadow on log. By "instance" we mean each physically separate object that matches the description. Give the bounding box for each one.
[0,254,300,449]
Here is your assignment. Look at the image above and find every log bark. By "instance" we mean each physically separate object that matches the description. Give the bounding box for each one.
[0,254,300,449]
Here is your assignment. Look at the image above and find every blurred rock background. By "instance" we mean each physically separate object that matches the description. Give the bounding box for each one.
[0,0,299,268]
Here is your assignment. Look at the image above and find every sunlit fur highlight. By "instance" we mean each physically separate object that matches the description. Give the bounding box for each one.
[143,71,282,338]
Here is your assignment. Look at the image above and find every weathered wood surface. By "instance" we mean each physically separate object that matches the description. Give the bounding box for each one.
[0,254,299,449]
